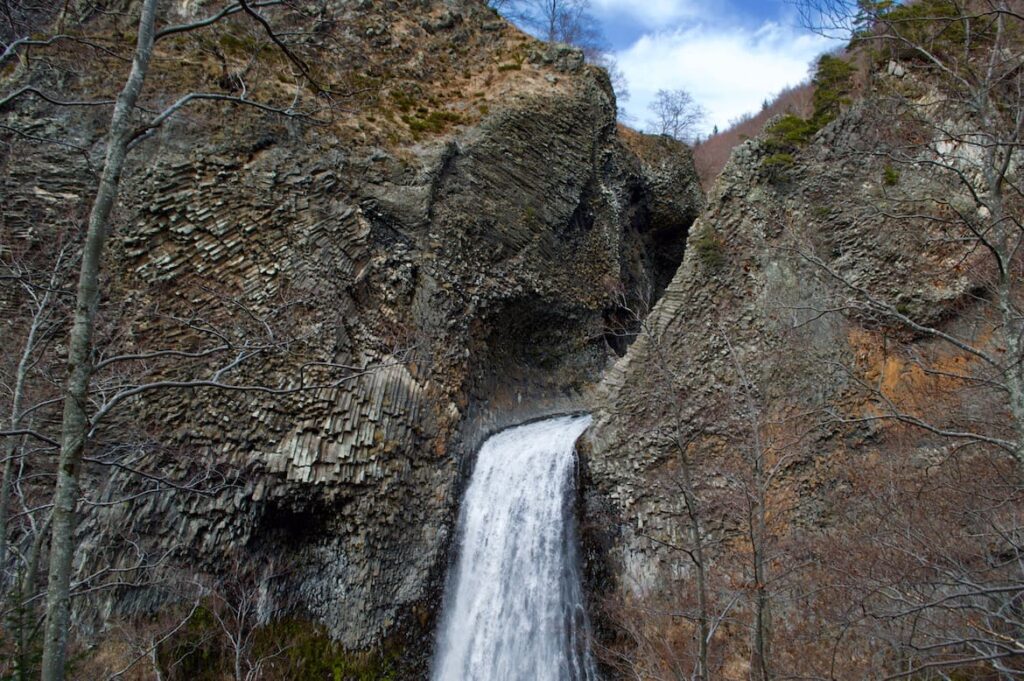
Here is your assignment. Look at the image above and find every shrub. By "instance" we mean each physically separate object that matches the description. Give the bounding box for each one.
[497,52,526,72]
[761,54,854,172]
[390,90,418,113]
[763,152,796,168]
[764,115,815,153]
[692,81,813,187]
[762,152,797,181]
[692,228,726,270]
[883,164,900,185]
[880,0,966,59]
[402,110,462,135]
[158,609,401,681]
[810,54,855,128]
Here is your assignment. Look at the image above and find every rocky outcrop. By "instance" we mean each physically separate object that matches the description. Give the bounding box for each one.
[582,74,1005,673]
[584,137,843,595]
[0,0,701,659]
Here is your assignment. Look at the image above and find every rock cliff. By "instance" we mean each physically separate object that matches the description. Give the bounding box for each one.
[583,58,1016,676]
[0,0,701,665]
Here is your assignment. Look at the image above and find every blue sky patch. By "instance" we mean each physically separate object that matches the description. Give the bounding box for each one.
[584,0,838,133]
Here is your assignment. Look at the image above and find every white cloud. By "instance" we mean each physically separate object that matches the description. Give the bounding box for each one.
[615,21,836,135]
[590,0,701,27]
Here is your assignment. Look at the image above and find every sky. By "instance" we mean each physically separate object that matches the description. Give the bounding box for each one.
[587,0,840,134]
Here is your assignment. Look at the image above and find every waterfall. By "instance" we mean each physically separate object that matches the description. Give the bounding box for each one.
[431,414,598,681]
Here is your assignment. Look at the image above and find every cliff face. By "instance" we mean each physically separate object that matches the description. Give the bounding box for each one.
[585,134,853,608]
[589,112,988,545]
[584,61,1015,675]
[0,0,701,659]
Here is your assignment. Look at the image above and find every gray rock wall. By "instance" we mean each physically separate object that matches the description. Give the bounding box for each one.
[584,94,999,620]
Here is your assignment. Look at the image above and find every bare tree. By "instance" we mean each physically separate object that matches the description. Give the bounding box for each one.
[790,2,1024,464]
[94,586,205,681]
[491,0,633,111]
[599,295,770,681]
[37,5,172,676]
[624,295,719,681]
[504,0,605,53]
[607,281,827,680]
[592,53,630,103]
[0,0,56,42]
[647,89,706,143]
[0,243,70,589]
[203,559,291,681]
[720,329,775,681]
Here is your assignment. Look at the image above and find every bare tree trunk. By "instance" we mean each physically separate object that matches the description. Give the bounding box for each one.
[993,190,1024,467]
[39,0,160,678]
[0,411,26,587]
[1000,283,1024,466]
[16,513,51,680]
[234,637,244,681]
[749,461,771,681]
[982,88,1024,468]
[644,299,716,681]
[721,329,772,681]
[1,333,36,585]
[673,437,710,681]
[978,6,1024,469]
[149,644,164,681]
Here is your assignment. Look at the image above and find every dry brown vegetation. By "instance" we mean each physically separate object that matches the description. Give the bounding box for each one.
[598,316,1024,679]
[1,1,579,152]
[692,82,814,190]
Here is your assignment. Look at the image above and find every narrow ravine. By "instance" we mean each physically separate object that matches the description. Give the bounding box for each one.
[431,414,598,681]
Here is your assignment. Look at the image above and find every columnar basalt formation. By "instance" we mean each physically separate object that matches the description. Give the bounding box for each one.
[0,0,702,657]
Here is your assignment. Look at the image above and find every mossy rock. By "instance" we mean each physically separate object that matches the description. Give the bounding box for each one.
[158,609,403,681]
[692,227,726,271]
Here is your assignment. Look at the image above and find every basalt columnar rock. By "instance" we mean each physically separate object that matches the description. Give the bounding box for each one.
[0,0,701,663]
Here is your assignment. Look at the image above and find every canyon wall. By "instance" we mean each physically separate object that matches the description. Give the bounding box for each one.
[0,0,701,659]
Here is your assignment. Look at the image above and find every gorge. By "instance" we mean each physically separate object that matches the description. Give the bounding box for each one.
[2,0,1022,679]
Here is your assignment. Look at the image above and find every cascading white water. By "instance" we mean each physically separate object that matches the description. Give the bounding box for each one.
[431,414,598,681]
